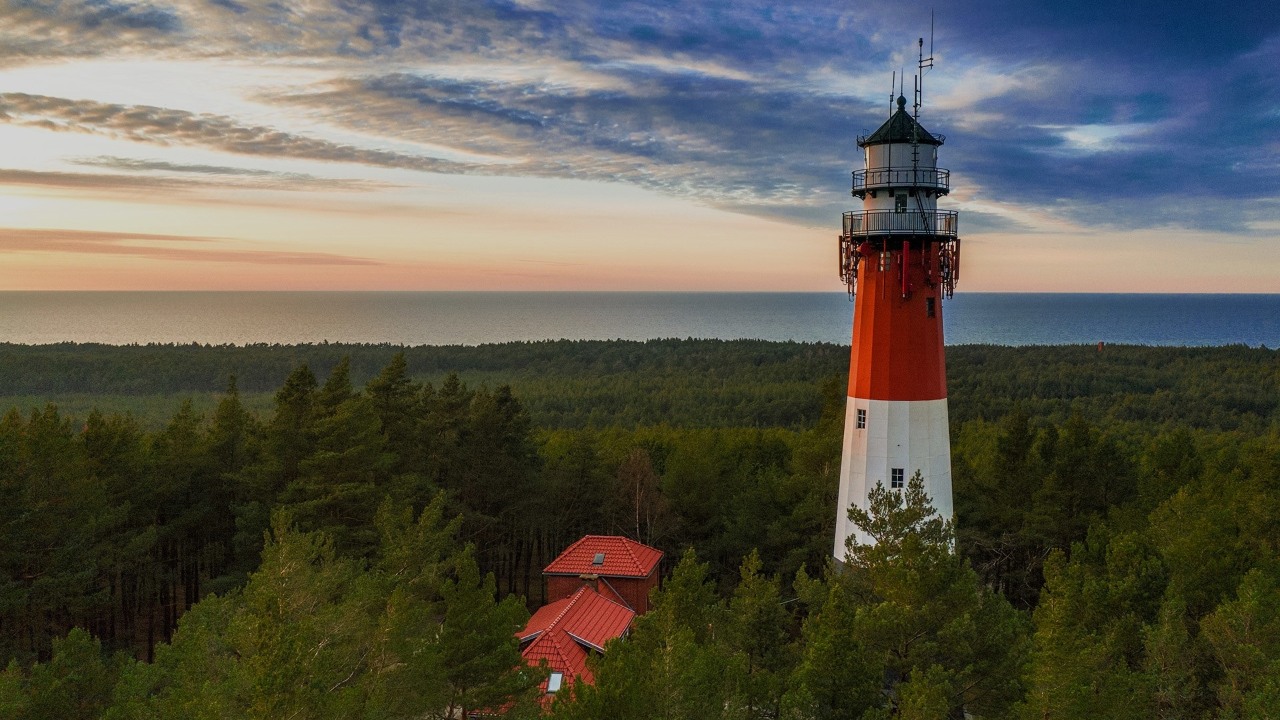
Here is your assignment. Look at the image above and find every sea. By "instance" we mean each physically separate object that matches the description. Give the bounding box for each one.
[0,292,1277,348]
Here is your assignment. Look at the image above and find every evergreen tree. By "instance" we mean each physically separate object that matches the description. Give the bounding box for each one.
[365,352,423,477]
[3,628,127,720]
[1020,530,1164,719]
[228,364,318,578]
[206,376,261,592]
[844,472,1029,719]
[263,363,319,490]
[282,394,392,557]
[1202,566,1280,717]
[436,547,536,719]
[14,405,96,661]
[360,498,459,717]
[80,410,146,652]
[316,357,355,417]
[726,550,792,719]
[148,400,218,642]
[1143,594,1209,719]
[783,577,881,720]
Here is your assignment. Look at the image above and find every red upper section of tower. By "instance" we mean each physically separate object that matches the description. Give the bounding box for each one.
[847,245,947,401]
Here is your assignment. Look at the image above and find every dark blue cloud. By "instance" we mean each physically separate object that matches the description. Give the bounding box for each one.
[335,0,567,55]
[80,0,182,32]
[291,0,1276,233]
[911,0,1279,65]
[8,0,183,33]
[347,67,859,202]
[208,0,248,15]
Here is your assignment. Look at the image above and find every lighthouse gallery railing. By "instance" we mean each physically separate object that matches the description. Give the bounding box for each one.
[842,210,958,237]
[852,167,950,193]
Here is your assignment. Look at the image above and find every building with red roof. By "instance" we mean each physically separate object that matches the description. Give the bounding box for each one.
[517,535,663,702]
[542,535,663,614]
[519,586,633,694]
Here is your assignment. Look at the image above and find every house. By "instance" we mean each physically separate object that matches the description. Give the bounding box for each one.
[542,535,663,614]
[517,535,663,700]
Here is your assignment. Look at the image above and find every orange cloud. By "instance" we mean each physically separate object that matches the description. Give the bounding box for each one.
[0,226,382,266]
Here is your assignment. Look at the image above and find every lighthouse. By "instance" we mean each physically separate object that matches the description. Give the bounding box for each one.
[833,40,960,557]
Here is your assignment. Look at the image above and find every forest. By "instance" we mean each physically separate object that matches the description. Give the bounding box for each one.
[0,340,1278,719]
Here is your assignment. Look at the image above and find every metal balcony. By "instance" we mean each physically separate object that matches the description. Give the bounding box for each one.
[852,167,950,194]
[842,210,959,238]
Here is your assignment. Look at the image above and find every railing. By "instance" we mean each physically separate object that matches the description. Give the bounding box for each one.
[852,167,950,192]
[842,210,959,238]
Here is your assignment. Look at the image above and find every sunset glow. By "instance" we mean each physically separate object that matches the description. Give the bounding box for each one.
[0,1,1276,291]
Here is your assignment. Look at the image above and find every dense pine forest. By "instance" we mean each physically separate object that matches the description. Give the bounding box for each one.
[1,340,1278,718]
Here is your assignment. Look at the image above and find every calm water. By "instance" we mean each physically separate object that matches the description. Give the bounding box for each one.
[0,292,1276,347]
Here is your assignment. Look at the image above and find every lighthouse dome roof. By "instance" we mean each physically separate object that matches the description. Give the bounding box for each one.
[858,104,943,148]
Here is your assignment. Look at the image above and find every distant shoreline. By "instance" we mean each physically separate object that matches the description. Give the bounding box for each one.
[0,292,1276,347]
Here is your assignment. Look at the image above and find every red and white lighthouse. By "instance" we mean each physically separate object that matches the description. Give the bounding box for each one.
[833,41,960,557]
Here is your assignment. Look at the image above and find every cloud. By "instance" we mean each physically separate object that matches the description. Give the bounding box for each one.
[0,93,484,174]
[0,167,205,193]
[0,163,378,198]
[273,70,862,211]
[0,0,187,65]
[0,0,1276,239]
[70,155,386,191]
[0,226,383,265]
[79,0,182,32]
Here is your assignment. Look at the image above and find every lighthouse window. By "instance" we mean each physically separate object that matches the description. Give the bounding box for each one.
[926,298,936,318]
[894,192,908,213]
[856,408,866,429]
[890,468,905,489]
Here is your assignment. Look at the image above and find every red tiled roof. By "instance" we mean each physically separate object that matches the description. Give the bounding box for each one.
[518,586,635,692]
[520,597,572,643]
[542,535,663,578]
[523,630,588,684]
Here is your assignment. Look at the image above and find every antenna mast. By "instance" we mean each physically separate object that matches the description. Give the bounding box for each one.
[890,70,896,118]
[914,13,936,124]
[912,17,937,168]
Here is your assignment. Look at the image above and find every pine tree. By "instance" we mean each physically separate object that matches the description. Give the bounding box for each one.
[436,547,537,719]
[1020,530,1163,719]
[844,472,1029,719]
[782,577,881,720]
[726,550,792,719]
[10,629,127,720]
[283,394,392,557]
[1202,566,1280,716]
[365,352,423,477]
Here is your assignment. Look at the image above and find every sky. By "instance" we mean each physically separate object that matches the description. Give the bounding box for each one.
[0,0,1277,292]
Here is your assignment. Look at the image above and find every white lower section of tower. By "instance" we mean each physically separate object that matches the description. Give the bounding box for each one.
[832,397,954,560]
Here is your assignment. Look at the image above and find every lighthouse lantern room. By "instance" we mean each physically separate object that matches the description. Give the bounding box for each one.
[833,38,960,558]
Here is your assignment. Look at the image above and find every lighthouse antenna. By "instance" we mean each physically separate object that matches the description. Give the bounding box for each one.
[890,70,896,118]
[914,37,924,120]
